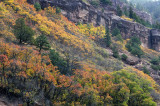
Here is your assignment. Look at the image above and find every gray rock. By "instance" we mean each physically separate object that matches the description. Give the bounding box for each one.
[126,56,140,65]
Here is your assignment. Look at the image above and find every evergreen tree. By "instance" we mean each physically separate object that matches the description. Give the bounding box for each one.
[143,66,150,75]
[105,27,111,47]
[126,36,144,58]
[100,0,112,5]
[14,18,34,44]
[116,34,123,43]
[56,7,61,14]
[34,2,41,11]
[112,28,120,36]
[117,5,123,16]
[112,46,119,58]
[124,6,129,17]
[49,49,67,74]
[35,34,51,53]
[129,6,134,18]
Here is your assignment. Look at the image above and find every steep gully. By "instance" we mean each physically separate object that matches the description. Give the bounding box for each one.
[27,0,160,52]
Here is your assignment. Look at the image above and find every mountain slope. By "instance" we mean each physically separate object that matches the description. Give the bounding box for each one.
[0,0,160,105]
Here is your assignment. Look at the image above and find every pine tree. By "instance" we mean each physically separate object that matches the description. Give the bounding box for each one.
[112,45,119,58]
[35,34,51,53]
[105,27,111,47]
[56,7,61,14]
[100,0,112,5]
[112,28,120,36]
[116,34,123,43]
[124,6,129,17]
[125,36,144,58]
[49,49,67,74]
[117,5,123,16]
[34,2,41,11]
[14,18,34,44]
[129,6,134,18]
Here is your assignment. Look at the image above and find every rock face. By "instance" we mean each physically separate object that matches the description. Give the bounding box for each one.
[135,11,152,24]
[110,15,150,48]
[27,0,160,51]
[150,29,160,51]
[111,0,152,24]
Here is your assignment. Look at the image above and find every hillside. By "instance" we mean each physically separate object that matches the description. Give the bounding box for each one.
[0,0,160,105]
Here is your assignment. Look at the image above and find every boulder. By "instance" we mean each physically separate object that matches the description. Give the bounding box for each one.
[126,56,140,65]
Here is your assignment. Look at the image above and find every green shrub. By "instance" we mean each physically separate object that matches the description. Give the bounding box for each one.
[151,65,160,71]
[90,1,99,6]
[56,7,61,14]
[121,54,128,61]
[151,58,159,65]
[130,45,144,58]
[143,66,150,75]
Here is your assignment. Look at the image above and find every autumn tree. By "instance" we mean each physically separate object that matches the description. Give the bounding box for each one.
[35,34,51,53]
[14,18,34,44]
[0,55,9,83]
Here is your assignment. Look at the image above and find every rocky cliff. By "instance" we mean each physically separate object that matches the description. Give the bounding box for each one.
[27,0,160,51]
[150,29,160,51]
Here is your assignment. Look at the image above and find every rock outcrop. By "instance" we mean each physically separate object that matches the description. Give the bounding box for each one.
[150,29,160,51]
[111,0,152,24]
[27,0,160,51]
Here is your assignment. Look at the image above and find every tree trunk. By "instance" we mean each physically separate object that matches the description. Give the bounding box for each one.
[20,39,22,44]
[39,47,42,53]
